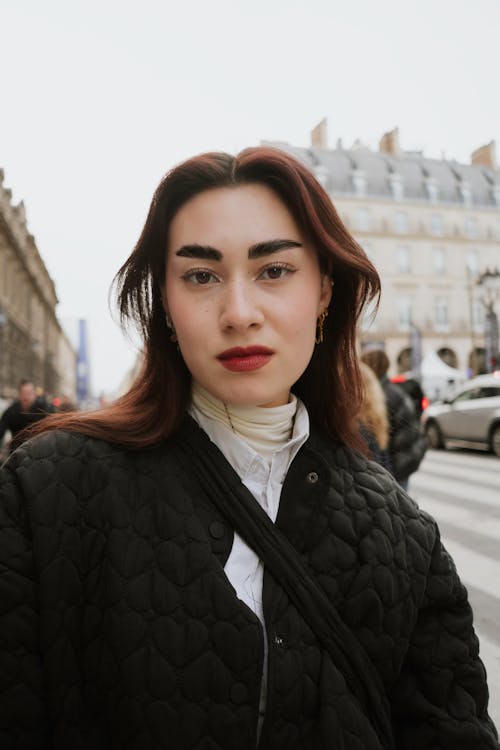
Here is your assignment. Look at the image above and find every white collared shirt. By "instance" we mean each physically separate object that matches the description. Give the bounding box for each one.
[189,392,310,732]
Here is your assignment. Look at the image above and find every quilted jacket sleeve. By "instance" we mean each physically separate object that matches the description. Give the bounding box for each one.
[390,519,499,749]
[0,460,51,748]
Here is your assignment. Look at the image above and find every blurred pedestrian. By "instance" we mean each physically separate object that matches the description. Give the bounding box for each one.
[390,372,426,416]
[0,379,54,453]
[358,361,391,471]
[0,148,497,749]
[361,349,427,491]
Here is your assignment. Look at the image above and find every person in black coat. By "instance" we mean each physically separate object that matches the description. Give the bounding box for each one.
[0,379,54,453]
[0,148,497,750]
[361,349,427,490]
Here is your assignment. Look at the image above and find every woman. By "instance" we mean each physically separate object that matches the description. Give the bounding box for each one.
[361,348,427,490]
[357,361,391,471]
[0,148,497,750]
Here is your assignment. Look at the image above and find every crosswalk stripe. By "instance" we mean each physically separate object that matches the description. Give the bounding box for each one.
[411,472,499,507]
[432,536,500,601]
[417,466,499,494]
[422,449,500,475]
[418,497,500,560]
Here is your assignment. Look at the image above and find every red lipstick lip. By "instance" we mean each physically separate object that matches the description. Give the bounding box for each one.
[217,346,274,360]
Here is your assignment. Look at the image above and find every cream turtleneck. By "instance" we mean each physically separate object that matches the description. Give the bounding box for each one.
[190,380,299,464]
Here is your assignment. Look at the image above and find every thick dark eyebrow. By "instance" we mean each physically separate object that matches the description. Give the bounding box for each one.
[175,239,302,261]
[248,239,303,259]
[175,244,222,261]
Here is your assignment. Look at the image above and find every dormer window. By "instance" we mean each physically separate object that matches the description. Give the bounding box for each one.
[352,169,367,197]
[459,181,472,205]
[389,173,404,200]
[425,177,439,202]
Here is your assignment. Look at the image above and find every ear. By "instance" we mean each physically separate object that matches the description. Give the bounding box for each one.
[318,275,333,314]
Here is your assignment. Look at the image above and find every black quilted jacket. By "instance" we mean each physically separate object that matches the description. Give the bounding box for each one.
[0,420,497,749]
[380,376,427,482]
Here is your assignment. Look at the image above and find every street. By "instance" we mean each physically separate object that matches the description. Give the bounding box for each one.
[410,448,500,728]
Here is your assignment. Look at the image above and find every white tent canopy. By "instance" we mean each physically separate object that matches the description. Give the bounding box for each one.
[420,350,467,401]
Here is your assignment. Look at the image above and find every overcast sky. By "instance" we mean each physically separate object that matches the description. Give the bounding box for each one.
[2,0,499,394]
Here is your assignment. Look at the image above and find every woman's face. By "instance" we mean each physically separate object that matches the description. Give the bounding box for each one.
[163,183,332,408]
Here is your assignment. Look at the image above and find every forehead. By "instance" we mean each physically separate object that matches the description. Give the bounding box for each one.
[168,184,302,249]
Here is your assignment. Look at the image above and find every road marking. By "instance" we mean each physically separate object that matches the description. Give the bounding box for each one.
[434,537,500,601]
[411,472,499,507]
[413,496,500,540]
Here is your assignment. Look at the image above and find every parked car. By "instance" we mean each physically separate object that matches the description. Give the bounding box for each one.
[421,373,500,457]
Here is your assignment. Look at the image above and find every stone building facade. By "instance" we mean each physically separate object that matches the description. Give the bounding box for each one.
[0,169,76,400]
[266,125,500,375]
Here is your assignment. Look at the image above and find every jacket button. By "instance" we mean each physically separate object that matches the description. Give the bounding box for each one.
[230,682,248,704]
[209,522,225,539]
[274,634,286,649]
[306,471,319,484]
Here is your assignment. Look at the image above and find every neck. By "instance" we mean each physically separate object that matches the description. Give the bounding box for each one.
[191,381,298,456]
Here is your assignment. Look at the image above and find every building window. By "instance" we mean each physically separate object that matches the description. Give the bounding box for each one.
[394,211,408,234]
[434,297,449,328]
[352,169,367,197]
[425,178,439,202]
[460,182,472,205]
[430,214,443,235]
[390,173,404,200]
[397,296,412,329]
[464,216,477,238]
[355,207,371,231]
[397,245,411,273]
[433,248,446,275]
[466,251,478,277]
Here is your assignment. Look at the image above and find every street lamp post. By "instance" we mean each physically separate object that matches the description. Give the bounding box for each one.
[477,267,500,372]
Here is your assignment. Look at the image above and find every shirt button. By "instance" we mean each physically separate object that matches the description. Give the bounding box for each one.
[274,634,286,649]
[306,471,319,484]
[230,682,248,704]
[209,521,225,539]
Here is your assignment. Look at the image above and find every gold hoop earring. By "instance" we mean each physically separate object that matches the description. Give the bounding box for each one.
[165,313,178,343]
[315,309,329,345]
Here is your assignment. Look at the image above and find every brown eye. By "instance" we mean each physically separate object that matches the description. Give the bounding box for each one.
[193,271,212,285]
[260,264,294,280]
[182,269,219,285]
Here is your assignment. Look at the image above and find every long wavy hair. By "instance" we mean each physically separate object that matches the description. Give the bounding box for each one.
[29,147,380,451]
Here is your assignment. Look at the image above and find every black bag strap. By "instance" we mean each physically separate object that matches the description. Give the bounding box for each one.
[174,420,395,750]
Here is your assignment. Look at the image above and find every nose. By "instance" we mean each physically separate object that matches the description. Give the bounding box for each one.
[219,279,264,332]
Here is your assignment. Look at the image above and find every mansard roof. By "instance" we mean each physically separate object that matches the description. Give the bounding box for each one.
[263,141,500,208]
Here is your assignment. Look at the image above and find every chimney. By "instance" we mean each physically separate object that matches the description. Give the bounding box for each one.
[311,118,328,149]
[379,127,401,156]
[471,141,497,169]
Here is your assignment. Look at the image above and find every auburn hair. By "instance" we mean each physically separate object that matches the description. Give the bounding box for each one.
[28,147,380,451]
